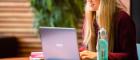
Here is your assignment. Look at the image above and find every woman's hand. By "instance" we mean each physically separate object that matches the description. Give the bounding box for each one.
[85,1,94,12]
[84,0,96,22]
[80,50,97,60]
[85,0,97,12]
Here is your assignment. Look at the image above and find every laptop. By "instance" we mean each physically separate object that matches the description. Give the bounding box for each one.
[39,27,80,60]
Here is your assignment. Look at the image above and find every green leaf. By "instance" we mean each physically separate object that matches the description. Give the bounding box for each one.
[30,0,84,29]
[45,0,52,11]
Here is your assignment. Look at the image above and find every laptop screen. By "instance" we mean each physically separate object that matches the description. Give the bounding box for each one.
[39,27,80,60]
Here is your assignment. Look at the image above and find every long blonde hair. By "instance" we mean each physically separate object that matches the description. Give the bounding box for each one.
[83,0,119,51]
[98,0,118,51]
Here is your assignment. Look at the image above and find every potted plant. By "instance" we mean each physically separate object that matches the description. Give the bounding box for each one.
[30,0,84,29]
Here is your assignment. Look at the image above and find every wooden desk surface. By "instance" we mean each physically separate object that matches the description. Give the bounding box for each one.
[0,57,29,60]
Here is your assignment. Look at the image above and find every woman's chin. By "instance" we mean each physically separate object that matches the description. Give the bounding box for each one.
[90,7,97,11]
[90,8,97,11]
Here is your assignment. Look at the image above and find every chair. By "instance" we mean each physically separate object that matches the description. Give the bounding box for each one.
[0,36,20,58]
[137,43,140,60]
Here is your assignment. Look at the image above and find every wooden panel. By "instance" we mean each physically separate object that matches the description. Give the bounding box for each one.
[0,0,38,56]
[0,0,29,2]
[0,2,30,7]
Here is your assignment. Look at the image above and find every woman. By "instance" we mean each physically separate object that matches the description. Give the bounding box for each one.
[80,0,138,60]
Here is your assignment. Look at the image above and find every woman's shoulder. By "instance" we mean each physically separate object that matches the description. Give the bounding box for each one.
[116,10,132,24]
[116,10,135,30]
[119,10,130,17]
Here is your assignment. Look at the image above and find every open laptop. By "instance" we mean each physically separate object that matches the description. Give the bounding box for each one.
[39,27,80,60]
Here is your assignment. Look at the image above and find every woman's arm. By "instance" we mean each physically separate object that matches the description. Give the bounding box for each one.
[109,52,128,60]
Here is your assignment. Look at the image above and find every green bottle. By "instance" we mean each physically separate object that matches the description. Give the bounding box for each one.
[97,28,108,60]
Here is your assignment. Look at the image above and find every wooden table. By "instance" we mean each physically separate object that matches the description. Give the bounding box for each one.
[0,57,29,60]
